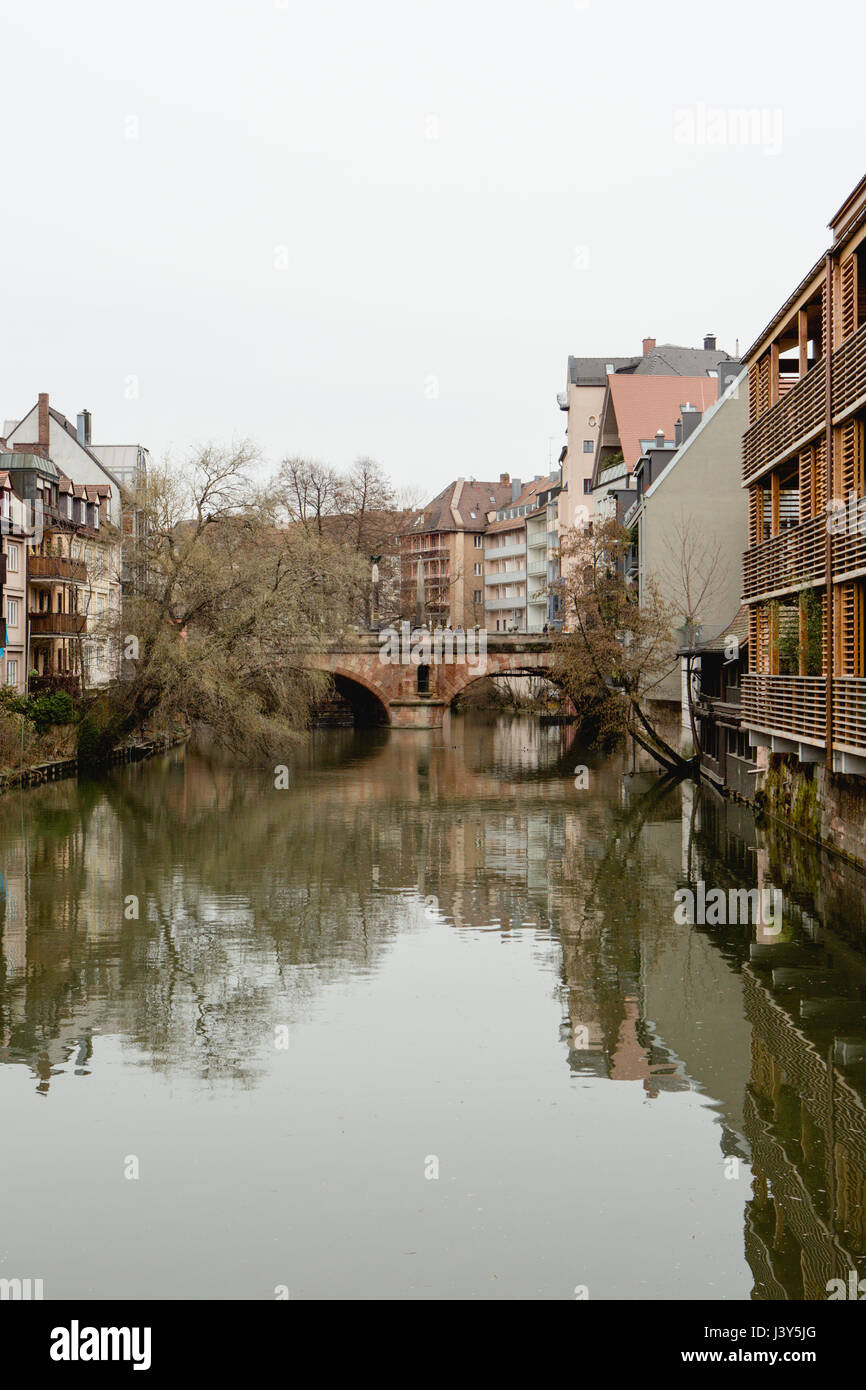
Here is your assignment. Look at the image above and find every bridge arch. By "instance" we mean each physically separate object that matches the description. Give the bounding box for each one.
[441,651,560,707]
[316,664,392,726]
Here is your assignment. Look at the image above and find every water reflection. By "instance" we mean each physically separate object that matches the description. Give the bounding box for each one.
[2,712,866,1298]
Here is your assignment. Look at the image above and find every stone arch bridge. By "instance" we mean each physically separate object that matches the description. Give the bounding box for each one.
[301,633,558,728]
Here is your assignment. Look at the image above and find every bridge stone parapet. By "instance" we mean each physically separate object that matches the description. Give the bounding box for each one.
[300,632,557,728]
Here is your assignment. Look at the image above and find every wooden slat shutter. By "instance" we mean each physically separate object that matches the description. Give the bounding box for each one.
[836,582,864,676]
[814,436,828,513]
[799,446,817,521]
[748,362,760,425]
[840,253,858,343]
[749,606,758,673]
[836,418,862,501]
[749,487,764,545]
[758,355,771,416]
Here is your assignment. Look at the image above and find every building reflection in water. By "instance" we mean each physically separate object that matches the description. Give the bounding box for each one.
[2,712,866,1297]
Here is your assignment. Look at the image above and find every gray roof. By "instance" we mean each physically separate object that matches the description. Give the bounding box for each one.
[635,344,737,376]
[567,355,639,386]
[677,605,749,655]
[0,449,60,480]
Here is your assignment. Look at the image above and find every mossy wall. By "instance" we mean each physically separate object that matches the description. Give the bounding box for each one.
[758,754,866,868]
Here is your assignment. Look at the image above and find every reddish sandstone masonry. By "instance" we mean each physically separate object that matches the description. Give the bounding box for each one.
[304,638,556,728]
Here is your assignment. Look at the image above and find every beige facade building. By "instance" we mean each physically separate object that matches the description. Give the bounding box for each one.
[0,394,128,692]
[400,476,515,627]
[622,373,749,733]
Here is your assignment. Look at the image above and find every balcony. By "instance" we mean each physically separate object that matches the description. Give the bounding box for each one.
[29,612,87,637]
[742,674,826,746]
[527,559,547,576]
[484,540,524,561]
[485,596,526,611]
[831,497,866,581]
[742,515,827,600]
[28,554,88,583]
[486,569,526,587]
[743,360,825,484]
[832,319,866,422]
[832,678,866,755]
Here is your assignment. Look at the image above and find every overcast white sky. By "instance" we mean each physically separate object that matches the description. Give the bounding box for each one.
[0,0,862,496]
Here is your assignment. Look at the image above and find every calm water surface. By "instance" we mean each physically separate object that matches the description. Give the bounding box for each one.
[2,712,866,1300]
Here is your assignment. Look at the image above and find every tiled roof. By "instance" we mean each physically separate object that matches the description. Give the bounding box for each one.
[678,604,750,655]
[406,478,514,533]
[635,344,735,376]
[606,374,720,470]
[568,355,639,386]
[485,515,525,535]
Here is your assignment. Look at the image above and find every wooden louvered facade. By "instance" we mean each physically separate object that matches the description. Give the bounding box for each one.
[742,174,866,770]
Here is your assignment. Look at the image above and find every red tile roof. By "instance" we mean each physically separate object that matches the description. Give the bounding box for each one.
[606,374,720,470]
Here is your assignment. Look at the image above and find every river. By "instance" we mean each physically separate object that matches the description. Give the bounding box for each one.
[1,712,865,1300]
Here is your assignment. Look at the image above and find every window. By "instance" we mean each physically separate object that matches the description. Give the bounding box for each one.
[473,589,482,603]
[6,544,18,572]
[583,478,593,494]
[6,660,18,686]
[7,598,18,627]
[583,439,594,452]
[474,562,482,576]
[474,535,483,548]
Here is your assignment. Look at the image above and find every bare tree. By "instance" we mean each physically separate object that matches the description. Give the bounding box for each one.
[554,518,695,777]
[659,515,729,758]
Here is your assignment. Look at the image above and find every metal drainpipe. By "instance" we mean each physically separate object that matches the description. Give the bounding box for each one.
[824,250,835,772]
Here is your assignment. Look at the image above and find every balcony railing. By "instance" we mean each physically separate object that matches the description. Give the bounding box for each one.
[29,612,87,637]
[28,554,88,583]
[832,319,866,422]
[484,541,525,561]
[831,497,866,581]
[832,678,866,752]
[742,515,827,600]
[742,674,826,744]
[485,568,526,586]
[743,360,825,484]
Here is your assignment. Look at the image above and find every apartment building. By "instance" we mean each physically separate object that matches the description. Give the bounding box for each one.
[400,476,515,627]
[0,396,126,693]
[484,474,561,632]
[557,337,739,530]
[742,172,866,781]
[621,374,750,759]
[0,471,29,692]
[5,396,148,604]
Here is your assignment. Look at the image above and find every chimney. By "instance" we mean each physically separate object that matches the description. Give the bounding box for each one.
[37,393,49,449]
[499,473,510,485]
[76,410,92,446]
[703,333,716,351]
[654,429,665,448]
[642,337,656,357]
[680,402,702,443]
[511,477,522,501]
[674,419,683,446]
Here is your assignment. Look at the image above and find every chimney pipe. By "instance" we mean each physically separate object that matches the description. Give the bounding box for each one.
[76,410,92,447]
[642,337,656,357]
[703,333,716,351]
